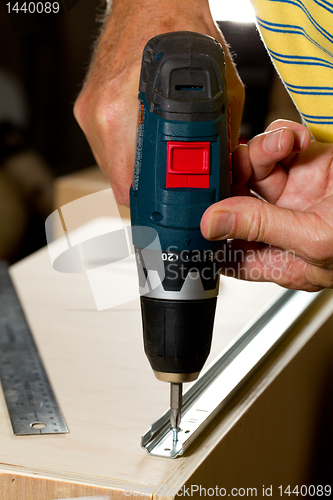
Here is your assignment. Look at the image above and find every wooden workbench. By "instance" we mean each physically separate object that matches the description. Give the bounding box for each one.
[1,215,333,499]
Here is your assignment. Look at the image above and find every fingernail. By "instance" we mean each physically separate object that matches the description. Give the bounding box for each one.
[263,129,283,153]
[208,212,234,239]
[294,130,306,150]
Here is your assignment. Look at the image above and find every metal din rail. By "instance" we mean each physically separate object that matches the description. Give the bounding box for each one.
[142,288,326,458]
[0,262,68,435]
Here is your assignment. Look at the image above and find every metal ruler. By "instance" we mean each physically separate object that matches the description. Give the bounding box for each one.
[0,261,68,435]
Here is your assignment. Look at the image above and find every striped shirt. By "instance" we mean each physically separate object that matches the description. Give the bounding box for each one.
[251,0,333,142]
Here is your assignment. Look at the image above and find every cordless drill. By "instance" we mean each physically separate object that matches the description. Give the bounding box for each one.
[130,32,231,440]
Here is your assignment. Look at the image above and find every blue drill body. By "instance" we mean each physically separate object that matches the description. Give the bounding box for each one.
[130,94,230,252]
[130,32,231,405]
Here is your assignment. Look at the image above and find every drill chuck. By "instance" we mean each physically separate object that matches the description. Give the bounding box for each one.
[141,296,217,382]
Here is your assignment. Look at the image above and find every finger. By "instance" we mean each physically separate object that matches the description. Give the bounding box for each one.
[200,196,331,266]
[248,127,294,182]
[265,119,312,169]
[247,128,292,203]
[247,126,311,203]
[265,119,310,145]
[220,240,327,291]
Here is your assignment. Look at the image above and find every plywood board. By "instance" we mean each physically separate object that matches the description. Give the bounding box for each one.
[0,217,283,497]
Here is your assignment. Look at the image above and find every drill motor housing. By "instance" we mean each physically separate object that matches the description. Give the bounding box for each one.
[130,32,231,382]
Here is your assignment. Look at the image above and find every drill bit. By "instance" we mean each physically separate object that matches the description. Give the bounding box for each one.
[170,382,182,443]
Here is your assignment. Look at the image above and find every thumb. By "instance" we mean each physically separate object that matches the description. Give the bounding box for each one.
[200,196,326,264]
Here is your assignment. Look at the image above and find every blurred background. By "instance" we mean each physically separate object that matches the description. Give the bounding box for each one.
[0,0,301,263]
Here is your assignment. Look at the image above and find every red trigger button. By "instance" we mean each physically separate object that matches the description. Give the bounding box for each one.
[166,142,210,188]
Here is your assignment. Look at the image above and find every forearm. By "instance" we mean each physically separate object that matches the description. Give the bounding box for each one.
[89,0,223,84]
[105,0,218,33]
